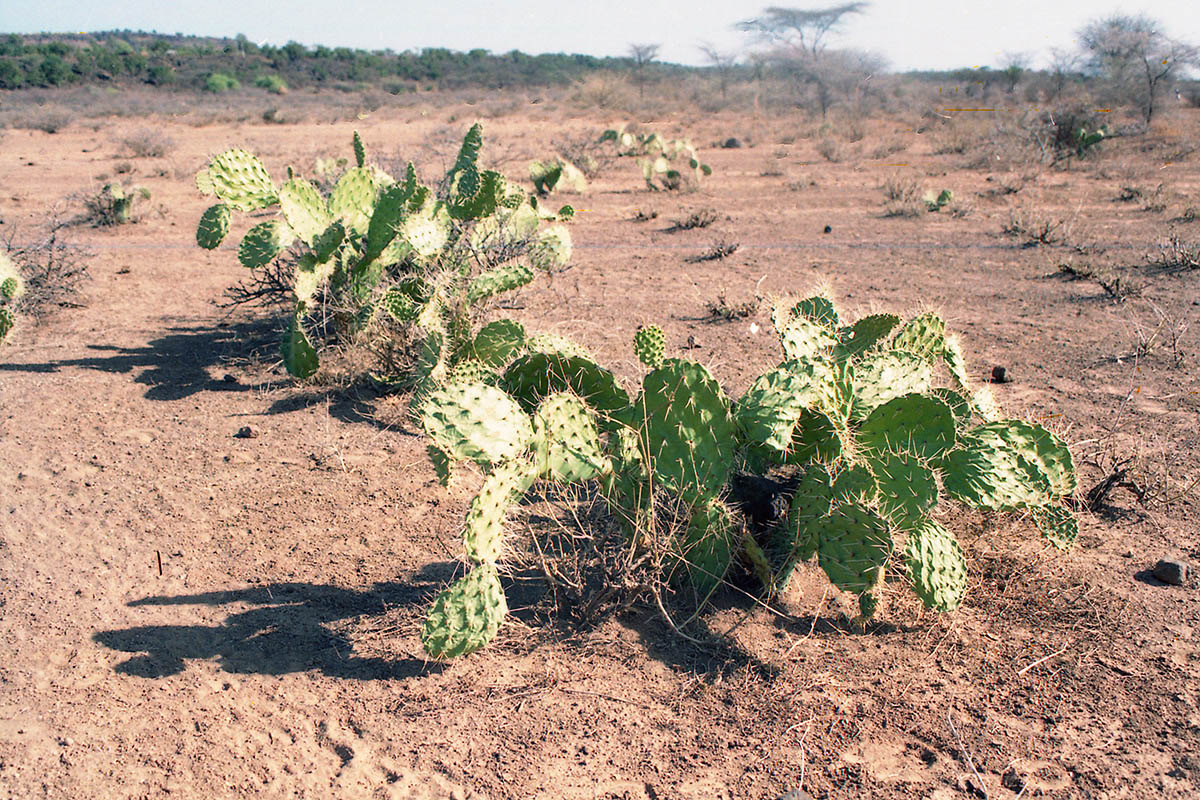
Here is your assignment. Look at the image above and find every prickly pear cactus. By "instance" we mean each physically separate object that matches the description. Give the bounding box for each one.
[194,125,573,382]
[421,563,508,659]
[413,288,1079,658]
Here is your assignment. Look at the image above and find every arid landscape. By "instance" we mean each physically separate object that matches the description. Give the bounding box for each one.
[2,78,1200,800]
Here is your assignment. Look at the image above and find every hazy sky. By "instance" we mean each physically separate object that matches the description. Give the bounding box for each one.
[2,1,1198,71]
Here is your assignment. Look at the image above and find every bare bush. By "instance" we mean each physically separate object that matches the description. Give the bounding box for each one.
[3,217,90,319]
[117,127,175,158]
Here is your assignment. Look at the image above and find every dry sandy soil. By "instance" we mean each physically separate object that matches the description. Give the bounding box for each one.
[1,101,1199,799]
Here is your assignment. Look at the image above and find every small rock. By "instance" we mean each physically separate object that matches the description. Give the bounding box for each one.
[722,137,742,149]
[991,365,1009,383]
[823,225,833,234]
[1153,559,1189,586]
[777,790,813,800]
[223,373,238,384]
[234,425,259,439]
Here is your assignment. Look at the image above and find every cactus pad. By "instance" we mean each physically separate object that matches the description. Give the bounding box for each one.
[238,220,293,269]
[904,518,967,611]
[532,392,608,482]
[677,499,738,598]
[196,204,231,250]
[282,311,319,378]
[634,325,665,369]
[466,263,535,305]
[1031,504,1078,551]
[836,313,900,359]
[329,167,380,234]
[279,178,332,245]
[816,503,891,595]
[634,359,737,504]
[850,350,933,420]
[867,450,938,527]
[470,320,526,368]
[420,383,534,467]
[529,225,572,271]
[735,358,834,459]
[206,149,277,211]
[892,312,947,362]
[464,457,539,563]
[501,352,629,417]
[857,394,956,461]
[421,563,508,659]
[0,308,14,344]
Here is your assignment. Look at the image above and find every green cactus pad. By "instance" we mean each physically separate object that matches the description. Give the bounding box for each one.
[448,359,496,386]
[532,392,608,482]
[778,316,838,361]
[470,320,526,368]
[352,130,366,168]
[464,457,539,563]
[0,277,18,301]
[931,388,972,430]
[420,383,533,467]
[940,420,1074,510]
[206,149,277,211]
[421,563,507,659]
[397,209,450,262]
[867,450,938,527]
[850,350,933,421]
[634,325,666,369]
[790,295,840,329]
[329,166,381,234]
[195,203,231,250]
[501,352,629,418]
[446,123,483,204]
[361,182,411,264]
[783,463,835,567]
[786,408,843,465]
[1031,504,1078,551]
[816,503,892,595]
[836,313,901,359]
[735,357,834,459]
[237,220,293,269]
[634,359,737,505]
[892,312,947,362]
[293,254,336,306]
[466,263,535,305]
[603,425,654,539]
[282,311,319,379]
[677,499,738,598]
[970,386,1001,422]
[857,394,956,461]
[278,178,332,245]
[905,518,968,612]
[428,445,453,486]
[832,464,877,506]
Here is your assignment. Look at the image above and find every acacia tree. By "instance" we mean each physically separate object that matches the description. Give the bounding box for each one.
[1077,13,1199,123]
[628,43,660,100]
[736,3,876,117]
[698,43,739,100]
[1000,52,1030,94]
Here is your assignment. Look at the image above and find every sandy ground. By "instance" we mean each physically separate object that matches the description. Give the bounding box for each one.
[1,102,1199,799]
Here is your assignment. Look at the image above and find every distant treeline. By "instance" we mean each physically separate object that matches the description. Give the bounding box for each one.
[0,31,694,92]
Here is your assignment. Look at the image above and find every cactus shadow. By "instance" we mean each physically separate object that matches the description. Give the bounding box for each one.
[0,317,278,401]
[93,575,453,681]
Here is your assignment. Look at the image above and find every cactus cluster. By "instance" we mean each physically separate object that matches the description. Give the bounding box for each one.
[600,124,712,191]
[0,251,23,346]
[415,291,1078,659]
[923,189,954,212]
[194,125,574,380]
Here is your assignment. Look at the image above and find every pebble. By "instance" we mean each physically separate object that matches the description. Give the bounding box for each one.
[991,365,1010,383]
[1153,559,1189,586]
[722,137,742,149]
[234,425,259,439]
